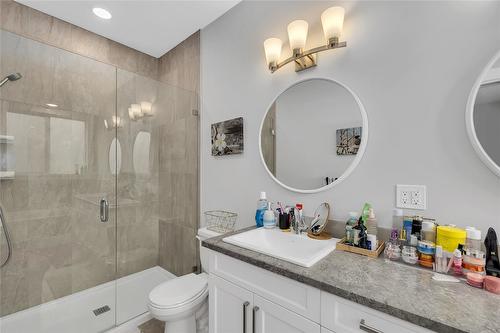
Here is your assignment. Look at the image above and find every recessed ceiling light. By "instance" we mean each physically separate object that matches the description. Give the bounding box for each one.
[93,7,112,20]
[46,103,58,108]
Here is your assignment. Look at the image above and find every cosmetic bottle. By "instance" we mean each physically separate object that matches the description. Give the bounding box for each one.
[391,209,404,240]
[255,191,268,228]
[365,208,377,237]
[263,202,275,229]
[452,249,463,276]
[345,212,359,245]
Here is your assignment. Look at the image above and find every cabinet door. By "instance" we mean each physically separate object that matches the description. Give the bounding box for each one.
[253,294,321,333]
[209,274,253,333]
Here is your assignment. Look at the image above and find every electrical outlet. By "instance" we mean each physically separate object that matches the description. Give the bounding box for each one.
[396,184,426,210]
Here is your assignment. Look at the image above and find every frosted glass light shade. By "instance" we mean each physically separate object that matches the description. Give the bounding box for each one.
[128,107,135,120]
[321,7,345,41]
[263,38,282,66]
[287,20,308,52]
[131,104,142,118]
[140,101,153,116]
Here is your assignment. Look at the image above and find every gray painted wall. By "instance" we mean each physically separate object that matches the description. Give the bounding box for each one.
[200,1,500,233]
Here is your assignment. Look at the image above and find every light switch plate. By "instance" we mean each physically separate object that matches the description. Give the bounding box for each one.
[396,184,427,210]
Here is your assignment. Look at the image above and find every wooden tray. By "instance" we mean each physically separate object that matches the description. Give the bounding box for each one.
[335,238,385,258]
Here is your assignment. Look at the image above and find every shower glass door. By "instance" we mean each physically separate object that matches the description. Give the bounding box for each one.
[0,30,118,332]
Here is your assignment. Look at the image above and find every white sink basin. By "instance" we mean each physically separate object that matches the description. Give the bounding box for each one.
[223,228,339,267]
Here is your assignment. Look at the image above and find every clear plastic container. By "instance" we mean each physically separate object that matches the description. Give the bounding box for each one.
[384,242,401,261]
[402,246,418,265]
[466,227,482,252]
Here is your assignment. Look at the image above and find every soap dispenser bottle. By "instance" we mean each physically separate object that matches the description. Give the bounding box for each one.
[263,202,276,229]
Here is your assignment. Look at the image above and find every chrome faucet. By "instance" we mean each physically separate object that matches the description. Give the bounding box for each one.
[292,207,308,235]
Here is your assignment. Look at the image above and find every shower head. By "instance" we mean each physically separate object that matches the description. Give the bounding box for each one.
[0,73,22,88]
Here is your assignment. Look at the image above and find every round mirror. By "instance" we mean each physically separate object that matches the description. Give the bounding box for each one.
[109,138,122,175]
[309,202,331,236]
[133,131,151,175]
[259,78,368,193]
[466,50,500,177]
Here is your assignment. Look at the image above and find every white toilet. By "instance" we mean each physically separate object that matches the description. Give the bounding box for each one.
[148,227,221,333]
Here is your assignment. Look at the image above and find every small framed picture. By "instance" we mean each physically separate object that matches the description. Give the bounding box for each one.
[336,127,362,155]
[211,117,244,156]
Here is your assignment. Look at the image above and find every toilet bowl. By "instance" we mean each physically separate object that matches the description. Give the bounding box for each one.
[148,227,221,333]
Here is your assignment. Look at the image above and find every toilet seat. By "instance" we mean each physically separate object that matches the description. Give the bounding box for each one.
[149,273,208,309]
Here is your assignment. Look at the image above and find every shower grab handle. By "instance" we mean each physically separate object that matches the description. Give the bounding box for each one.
[100,198,109,223]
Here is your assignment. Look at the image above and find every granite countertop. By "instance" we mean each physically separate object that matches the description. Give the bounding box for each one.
[202,227,500,333]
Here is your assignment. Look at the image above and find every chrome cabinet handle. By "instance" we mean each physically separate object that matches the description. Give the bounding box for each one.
[99,198,109,222]
[252,306,259,333]
[360,319,384,333]
[242,301,250,333]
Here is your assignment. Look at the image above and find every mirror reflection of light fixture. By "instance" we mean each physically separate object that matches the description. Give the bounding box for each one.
[131,104,142,118]
[128,102,154,121]
[140,101,153,116]
[104,115,123,129]
[263,6,347,73]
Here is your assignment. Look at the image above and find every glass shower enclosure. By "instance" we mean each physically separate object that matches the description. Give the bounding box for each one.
[0,29,199,333]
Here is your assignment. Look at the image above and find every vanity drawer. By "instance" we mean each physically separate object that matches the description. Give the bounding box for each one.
[321,292,432,333]
[210,251,320,322]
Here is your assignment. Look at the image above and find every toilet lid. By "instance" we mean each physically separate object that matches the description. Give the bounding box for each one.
[149,273,208,309]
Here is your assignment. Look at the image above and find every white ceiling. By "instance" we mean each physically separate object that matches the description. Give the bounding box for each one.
[16,0,240,58]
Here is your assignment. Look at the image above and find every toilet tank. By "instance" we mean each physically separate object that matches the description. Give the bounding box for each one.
[197,227,222,272]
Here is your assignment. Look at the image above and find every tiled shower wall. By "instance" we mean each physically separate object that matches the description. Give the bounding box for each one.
[0,0,200,316]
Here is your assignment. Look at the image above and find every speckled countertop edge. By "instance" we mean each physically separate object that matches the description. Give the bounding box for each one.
[202,227,500,333]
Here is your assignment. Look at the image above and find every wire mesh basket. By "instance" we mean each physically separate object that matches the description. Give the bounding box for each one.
[204,210,237,233]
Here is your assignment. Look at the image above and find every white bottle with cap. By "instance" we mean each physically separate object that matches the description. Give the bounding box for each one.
[365,208,377,236]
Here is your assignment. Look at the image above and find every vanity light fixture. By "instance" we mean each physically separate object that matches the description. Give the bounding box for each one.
[93,7,112,20]
[263,6,346,73]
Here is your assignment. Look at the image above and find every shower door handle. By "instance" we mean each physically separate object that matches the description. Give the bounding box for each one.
[100,199,109,223]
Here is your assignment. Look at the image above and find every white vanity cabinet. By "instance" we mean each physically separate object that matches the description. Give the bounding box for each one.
[208,251,433,333]
[321,292,432,333]
[209,274,253,333]
[209,274,320,333]
[253,295,320,333]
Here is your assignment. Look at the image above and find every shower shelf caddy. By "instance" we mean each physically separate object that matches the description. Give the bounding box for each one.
[0,135,15,179]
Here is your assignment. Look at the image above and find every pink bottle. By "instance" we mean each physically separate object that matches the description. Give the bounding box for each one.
[452,249,463,276]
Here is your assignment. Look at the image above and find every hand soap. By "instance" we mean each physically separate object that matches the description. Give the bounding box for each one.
[263,202,275,229]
